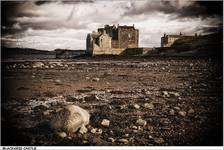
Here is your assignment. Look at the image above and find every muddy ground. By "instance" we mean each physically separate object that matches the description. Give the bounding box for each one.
[1,57,223,146]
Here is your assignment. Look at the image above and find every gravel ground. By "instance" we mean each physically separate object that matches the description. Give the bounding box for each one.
[1,57,223,146]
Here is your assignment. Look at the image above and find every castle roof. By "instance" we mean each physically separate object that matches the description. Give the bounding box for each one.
[118,25,135,29]
[91,33,101,38]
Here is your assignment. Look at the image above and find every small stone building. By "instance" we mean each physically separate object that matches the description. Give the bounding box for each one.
[86,24,139,55]
[161,33,196,47]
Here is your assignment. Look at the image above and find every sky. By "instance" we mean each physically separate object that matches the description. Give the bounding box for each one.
[1,0,223,50]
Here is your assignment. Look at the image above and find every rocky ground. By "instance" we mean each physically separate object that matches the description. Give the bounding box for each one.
[1,57,223,146]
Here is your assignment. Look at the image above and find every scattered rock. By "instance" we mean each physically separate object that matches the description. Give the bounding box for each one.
[154,137,164,144]
[136,118,147,126]
[108,137,115,143]
[132,125,138,129]
[50,105,90,133]
[92,78,100,82]
[169,109,175,115]
[56,132,67,138]
[178,111,187,117]
[143,103,154,109]
[101,119,110,127]
[133,104,140,109]
[118,138,129,144]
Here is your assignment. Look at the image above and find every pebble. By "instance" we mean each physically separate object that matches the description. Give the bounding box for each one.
[118,139,129,144]
[174,107,181,111]
[188,108,195,114]
[101,119,110,127]
[148,135,153,139]
[55,79,62,84]
[154,137,164,144]
[132,125,138,129]
[169,109,175,115]
[178,111,187,117]
[169,92,180,97]
[160,118,170,125]
[143,103,154,109]
[108,137,116,143]
[92,78,100,82]
[90,128,97,134]
[124,134,129,137]
[43,110,51,116]
[136,118,147,126]
[56,132,67,138]
[91,128,103,135]
[79,126,88,134]
[162,91,169,97]
[32,62,44,68]
[133,104,140,109]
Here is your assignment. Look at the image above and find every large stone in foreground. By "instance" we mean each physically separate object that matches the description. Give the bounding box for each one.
[50,105,90,133]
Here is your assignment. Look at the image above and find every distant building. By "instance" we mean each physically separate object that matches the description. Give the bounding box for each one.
[55,49,86,59]
[86,24,139,55]
[161,32,196,47]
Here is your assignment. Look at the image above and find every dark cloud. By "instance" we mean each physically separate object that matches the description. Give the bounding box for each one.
[35,1,54,5]
[196,23,223,34]
[1,0,223,50]
[123,0,223,19]
[35,0,94,5]
[197,1,223,17]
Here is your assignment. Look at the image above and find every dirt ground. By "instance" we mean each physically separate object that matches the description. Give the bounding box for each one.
[1,57,223,146]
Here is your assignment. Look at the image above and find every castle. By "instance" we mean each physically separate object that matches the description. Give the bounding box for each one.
[86,24,139,55]
[161,33,196,47]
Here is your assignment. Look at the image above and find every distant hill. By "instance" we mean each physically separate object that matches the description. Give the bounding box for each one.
[171,32,222,57]
[151,32,222,59]
[1,47,56,60]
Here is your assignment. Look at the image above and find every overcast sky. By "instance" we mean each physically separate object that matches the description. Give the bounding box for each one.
[1,0,223,50]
